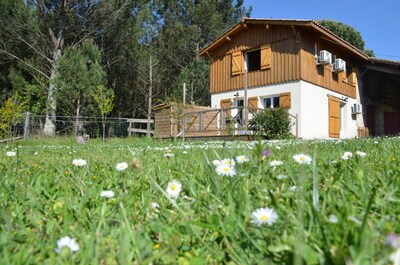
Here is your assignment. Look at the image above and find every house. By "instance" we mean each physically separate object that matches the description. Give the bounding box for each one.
[198,18,400,139]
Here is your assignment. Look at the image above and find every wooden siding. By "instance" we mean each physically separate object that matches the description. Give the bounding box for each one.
[300,37,357,98]
[209,25,301,94]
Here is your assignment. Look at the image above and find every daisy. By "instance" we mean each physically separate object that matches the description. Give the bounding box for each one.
[6,151,16,157]
[269,160,283,167]
[290,186,297,192]
[166,180,182,199]
[341,152,353,160]
[163,151,174,157]
[215,164,236,177]
[356,151,366,157]
[100,190,115,198]
[55,236,79,253]
[293,154,312,164]
[116,162,128,171]
[221,158,235,167]
[72,159,87,167]
[250,207,278,226]
[212,160,221,166]
[328,214,339,224]
[236,155,250,163]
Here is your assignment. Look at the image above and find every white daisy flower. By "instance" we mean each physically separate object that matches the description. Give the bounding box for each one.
[275,146,281,150]
[236,155,250,163]
[269,160,283,167]
[212,160,221,166]
[341,152,353,160]
[100,190,115,198]
[116,162,128,171]
[390,249,400,265]
[356,151,366,157]
[250,207,278,226]
[55,236,80,253]
[6,151,16,157]
[290,186,297,192]
[166,180,182,199]
[221,158,235,167]
[215,164,236,177]
[293,154,312,164]
[182,151,188,154]
[151,202,160,209]
[72,159,87,167]
[163,151,174,157]
[328,214,339,224]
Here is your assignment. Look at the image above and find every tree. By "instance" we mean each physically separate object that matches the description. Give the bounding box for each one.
[91,85,114,142]
[318,20,375,57]
[0,92,26,139]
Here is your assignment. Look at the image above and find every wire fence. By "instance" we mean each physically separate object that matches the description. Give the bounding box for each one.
[6,113,153,141]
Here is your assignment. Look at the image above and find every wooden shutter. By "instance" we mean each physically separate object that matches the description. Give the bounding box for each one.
[231,51,243,76]
[279,92,291,109]
[248,97,259,108]
[220,99,232,117]
[349,68,356,86]
[260,44,272,70]
[328,96,340,138]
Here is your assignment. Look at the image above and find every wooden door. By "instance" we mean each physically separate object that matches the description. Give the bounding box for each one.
[366,105,376,136]
[328,96,340,138]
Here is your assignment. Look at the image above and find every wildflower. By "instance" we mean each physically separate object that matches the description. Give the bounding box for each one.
[215,164,236,177]
[151,202,160,210]
[269,160,283,167]
[163,151,174,157]
[290,186,296,192]
[276,174,287,180]
[236,155,250,163]
[131,159,141,169]
[182,151,188,154]
[212,160,221,166]
[153,243,160,250]
[55,236,79,253]
[250,207,278,226]
[328,215,339,224]
[386,233,400,249]
[166,180,182,199]
[293,154,312,164]
[100,190,115,198]
[356,151,366,157]
[341,152,353,160]
[72,159,87,167]
[221,158,235,167]
[6,151,16,157]
[116,162,128,171]
[276,146,281,150]
[261,149,271,160]
[390,248,400,265]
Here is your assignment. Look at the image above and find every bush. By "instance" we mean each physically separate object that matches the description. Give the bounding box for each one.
[249,108,292,139]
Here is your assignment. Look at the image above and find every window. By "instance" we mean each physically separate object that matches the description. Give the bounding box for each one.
[246,50,261,72]
[262,96,280,109]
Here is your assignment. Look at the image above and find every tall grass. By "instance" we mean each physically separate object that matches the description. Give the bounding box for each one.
[0,137,399,264]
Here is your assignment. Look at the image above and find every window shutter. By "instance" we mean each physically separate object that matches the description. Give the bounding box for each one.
[350,68,357,86]
[328,96,340,138]
[248,97,259,108]
[220,99,232,117]
[279,92,291,109]
[260,44,272,70]
[231,51,243,76]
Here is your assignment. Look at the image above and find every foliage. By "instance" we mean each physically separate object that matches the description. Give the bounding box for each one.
[318,20,375,57]
[91,85,115,142]
[0,92,26,137]
[0,137,399,264]
[249,108,292,139]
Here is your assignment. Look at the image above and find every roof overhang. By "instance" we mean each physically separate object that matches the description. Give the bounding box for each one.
[199,17,368,60]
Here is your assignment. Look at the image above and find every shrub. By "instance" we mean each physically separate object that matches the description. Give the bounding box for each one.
[249,108,292,139]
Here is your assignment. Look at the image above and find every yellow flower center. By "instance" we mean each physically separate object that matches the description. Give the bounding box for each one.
[223,167,230,172]
[299,157,305,161]
[153,244,160,250]
[260,215,268,222]
[171,184,176,191]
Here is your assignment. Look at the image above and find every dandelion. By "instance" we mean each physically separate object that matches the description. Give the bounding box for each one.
[215,164,236,177]
[269,160,283,167]
[250,207,278,226]
[236,155,250,163]
[293,154,312,164]
[55,236,80,253]
[153,243,160,250]
[100,190,115,198]
[341,151,353,160]
[6,151,16,157]
[166,180,182,199]
[72,159,87,167]
[356,151,366,157]
[328,214,339,224]
[116,162,128,171]
[221,158,235,167]
[163,151,174,157]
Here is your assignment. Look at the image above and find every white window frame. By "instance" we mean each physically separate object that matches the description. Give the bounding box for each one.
[261,95,280,109]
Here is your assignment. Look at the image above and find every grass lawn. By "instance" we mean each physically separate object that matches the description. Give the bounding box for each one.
[0,136,399,264]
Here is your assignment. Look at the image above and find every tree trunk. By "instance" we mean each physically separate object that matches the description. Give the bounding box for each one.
[43,48,61,136]
[147,53,153,137]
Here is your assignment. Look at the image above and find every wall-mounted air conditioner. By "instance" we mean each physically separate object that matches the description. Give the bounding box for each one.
[333,58,346,72]
[317,50,332,65]
[352,103,362,114]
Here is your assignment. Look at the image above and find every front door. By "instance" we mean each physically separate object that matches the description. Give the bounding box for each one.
[328,96,341,138]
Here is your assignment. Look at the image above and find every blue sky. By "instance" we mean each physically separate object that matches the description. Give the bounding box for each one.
[243,0,400,61]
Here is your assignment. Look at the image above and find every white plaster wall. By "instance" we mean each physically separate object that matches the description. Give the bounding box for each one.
[300,81,360,139]
[211,81,302,136]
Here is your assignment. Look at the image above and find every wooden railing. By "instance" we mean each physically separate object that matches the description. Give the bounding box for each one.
[127,118,154,136]
[179,106,298,137]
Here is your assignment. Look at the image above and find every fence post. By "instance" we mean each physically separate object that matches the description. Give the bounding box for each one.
[24,112,30,141]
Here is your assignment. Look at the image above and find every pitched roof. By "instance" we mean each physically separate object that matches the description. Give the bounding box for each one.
[199,17,368,60]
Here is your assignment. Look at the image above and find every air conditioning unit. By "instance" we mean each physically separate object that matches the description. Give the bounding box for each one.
[318,50,332,65]
[333,58,346,72]
[352,103,362,114]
